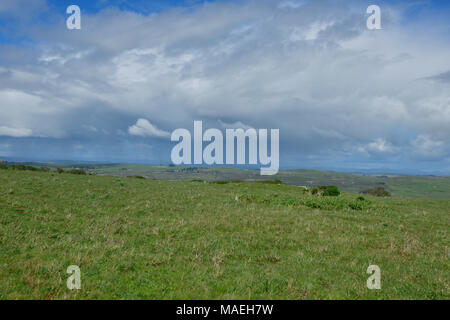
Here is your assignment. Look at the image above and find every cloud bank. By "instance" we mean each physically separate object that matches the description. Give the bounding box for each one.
[0,0,449,174]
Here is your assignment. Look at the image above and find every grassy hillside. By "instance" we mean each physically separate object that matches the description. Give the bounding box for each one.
[0,169,448,299]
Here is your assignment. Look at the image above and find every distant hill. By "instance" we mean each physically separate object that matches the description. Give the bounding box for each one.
[4,161,449,199]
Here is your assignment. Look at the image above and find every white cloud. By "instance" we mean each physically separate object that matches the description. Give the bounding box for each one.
[358,138,395,155]
[82,125,98,132]
[218,119,253,130]
[0,126,33,137]
[368,139,394,153]
[128,119,170,138]
[412,134,445,159]
[278,1,305,9]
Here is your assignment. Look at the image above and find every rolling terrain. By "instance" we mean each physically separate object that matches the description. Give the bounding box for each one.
[0,168,448,299]
[3,162,448,199]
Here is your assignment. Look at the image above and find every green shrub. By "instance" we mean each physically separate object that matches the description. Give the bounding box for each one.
[310,185,340,196]
[127,175,146,179]
[0,163,8,170]
[348,201,364,211]
[66,169,87,175]
[320,185,340,196]
[362,187,391,197]
[55,168,64,174]
[211,180,229,184]
[348,196,371,210]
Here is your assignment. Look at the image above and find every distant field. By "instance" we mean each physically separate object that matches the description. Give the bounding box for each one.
[9,162,449,199]
[0,169,448,299]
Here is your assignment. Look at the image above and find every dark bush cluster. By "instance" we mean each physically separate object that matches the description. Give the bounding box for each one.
[0,164,90,175]
[310,185,340,196]
[0,163,51,172]
[361,187,391,197]
[256,179,284,185]
[126,175,146,179]
[66,169,87,175]
[211,179,284,185]
[54,168,88,175]
[11,164,33,171]
[210,179,245,184]
[211,180,230,184]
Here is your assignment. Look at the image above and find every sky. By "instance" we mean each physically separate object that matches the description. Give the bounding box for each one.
[0,0,449,174]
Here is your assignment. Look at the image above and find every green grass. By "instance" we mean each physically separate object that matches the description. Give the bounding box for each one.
[0,169,449,299]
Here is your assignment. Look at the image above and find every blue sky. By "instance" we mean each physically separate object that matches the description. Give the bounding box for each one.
[42,0,215,16]
[0,0,449,174]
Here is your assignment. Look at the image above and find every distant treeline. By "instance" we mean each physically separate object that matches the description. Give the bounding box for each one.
[0,163,90,175]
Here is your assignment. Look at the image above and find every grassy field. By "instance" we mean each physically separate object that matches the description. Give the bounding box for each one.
[0,169,449,299]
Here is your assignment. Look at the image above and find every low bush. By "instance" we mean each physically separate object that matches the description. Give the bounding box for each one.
[348,196,371,211]
[321,185,340,196]
[211,180,230,184]
[257,179,284,185]
[66,169,87,175]
[11,164,26,170]
[361,187,391,197]
[309,185,340,196]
